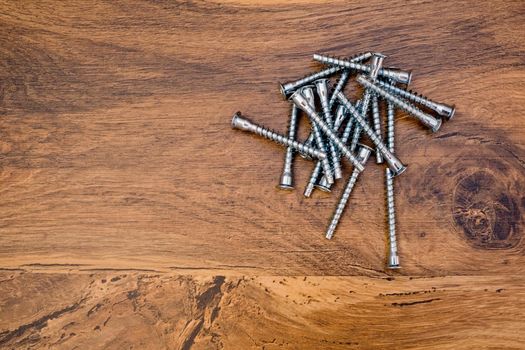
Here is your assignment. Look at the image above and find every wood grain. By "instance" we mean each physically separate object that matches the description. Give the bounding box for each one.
[0,0,524,348]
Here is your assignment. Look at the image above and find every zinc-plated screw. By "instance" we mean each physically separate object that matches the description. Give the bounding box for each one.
[231,112,327,160]
[371,93,384,164]
[357,75,442,132]
[314,99,361,193]
[348,53,385,153]
[279,52,373,98]
[385,99,399,268]
[304,103,352,197]
[336,92,407,176]
[313,54,412,85]
[291,91,365,173]
[375,79,455,120]
[325,144,373,239]
[315,78,343,180]
[301,85,334,184]
[278,104,299,189]
[328,69,351,109]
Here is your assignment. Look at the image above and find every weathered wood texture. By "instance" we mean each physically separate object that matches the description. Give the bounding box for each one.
[0,0,524,348]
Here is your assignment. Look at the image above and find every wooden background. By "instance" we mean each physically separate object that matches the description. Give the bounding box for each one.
[0,0,524,349]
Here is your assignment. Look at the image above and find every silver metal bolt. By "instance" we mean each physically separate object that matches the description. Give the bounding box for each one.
[371,93,384,164]
[375,79,455,120]
[385,99,400,269]
[328,69,351,109]
[326,144,373,239]
[315,78,343,180]
[357,75,442,132]
[278,104,299,190]
[336,92,407,176]
[301,85,334,184]
[291,91,365,173]
[231,112,327,160]
[279,52,373,98]
[313,54,412,85]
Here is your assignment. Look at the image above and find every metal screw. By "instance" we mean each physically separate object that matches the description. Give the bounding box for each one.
[371,93,384,164]
[385,99,400,268]
[336,92,407,176]
[374,79,455,120]
[328,69,351,109]
[301,85,334,184]
[278,104,299,190]
[291,91,365,173]
[279,52,373,98]
[326,144,373,239]
[304,103,351,197]
[313,54,412,85]
[348,53,385,153]
[357,75,442,132]
[231,112,327,160]
[315,78,343,180]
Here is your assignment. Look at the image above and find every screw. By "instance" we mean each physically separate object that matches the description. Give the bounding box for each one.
[304,103,350,197]
[326,144,373,239]
[291,91,365,173]
[231,112,327,160]
[371,93,384,164]
[279,52,372,98]
[301,85,334,184]
[278,104,300,190]
[313,54,412,84]
[328,69,351,109]
[374,79,455,120]
[315,78,343,180]
[348,53,385,153]
[314,99,361,193]
[385,98,400,269]
[357,75,442,132]
[336,92,407,176]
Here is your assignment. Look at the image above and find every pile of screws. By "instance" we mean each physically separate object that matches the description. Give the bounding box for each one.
[231,52,455,269]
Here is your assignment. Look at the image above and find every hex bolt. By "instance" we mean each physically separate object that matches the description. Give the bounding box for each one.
[315,78,343,180]
[325,144,373,239]
[375,79,455,119]
[301,85,334,184]
[231,112,327,160]
[371,94,384,164]
[357,75,442,132]
[313,54,412,84]
[278,104,299,190]
[291,91,365,172]
[328,69,351,109]
[279,52,372,98]
[336,92,407,176]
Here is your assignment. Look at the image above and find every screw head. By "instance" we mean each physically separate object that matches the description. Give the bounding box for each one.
[278,172,294,190]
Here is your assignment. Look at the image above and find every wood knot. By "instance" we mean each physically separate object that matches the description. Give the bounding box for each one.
[453,171,521,249]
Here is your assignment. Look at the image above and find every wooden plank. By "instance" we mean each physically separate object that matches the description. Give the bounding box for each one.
[0,272,524,349]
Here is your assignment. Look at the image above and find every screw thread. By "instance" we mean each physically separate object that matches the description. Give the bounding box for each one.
[328,69,351,108]
[357,75,442,132]
[311,122,334,184]
[371,94,384,164]
[326,169,360,239]
[337,92,406,176]
[317,80,342,180]
[349,91,372,152]
[250,122,326,160]
[280,52,372,97]
[304,161,322,197]
[375,79,454,119]
[313,54,411,84]
[386,168,399,268]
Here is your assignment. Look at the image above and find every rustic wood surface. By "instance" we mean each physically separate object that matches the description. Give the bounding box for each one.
[0,0,524,348]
